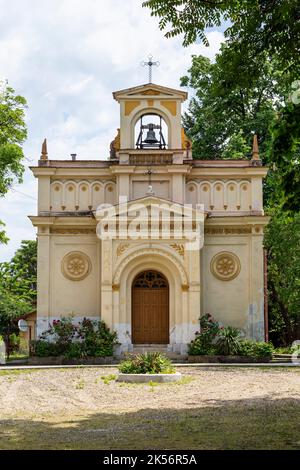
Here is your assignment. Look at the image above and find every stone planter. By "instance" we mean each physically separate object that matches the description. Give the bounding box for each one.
[117,372,182,383]
[28,356,116,366]
[188,355,271,363]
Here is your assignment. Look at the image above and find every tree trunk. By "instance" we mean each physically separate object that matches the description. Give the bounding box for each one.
[269,278,294,345]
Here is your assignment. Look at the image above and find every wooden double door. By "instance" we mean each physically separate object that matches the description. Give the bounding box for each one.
[132,270,169,344]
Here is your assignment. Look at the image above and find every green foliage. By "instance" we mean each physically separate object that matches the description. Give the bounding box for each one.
[30,340,59,357]
[188,313,219,355]
[189,314,274,358]
[0,240,37,303]
[143,1,300,77]
[101,374,117,385]
[216,326,241,356]
[268,101,300,211]
[119,352,175,374]
[0,83,27,243]
[77,317,118,357]
[237,340,274,359]
[31,317,118,358]
[0,240,37,358]
[0,285,31,358]
[144,0,300,211]
[264,211,300,345]
[8,333,20,353]
[143,0,229,47]
[180,48,281,161]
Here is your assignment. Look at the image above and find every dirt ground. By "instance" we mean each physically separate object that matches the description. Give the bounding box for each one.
[0,366,299,450]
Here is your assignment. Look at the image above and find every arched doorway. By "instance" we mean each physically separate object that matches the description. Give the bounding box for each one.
[132,270,169,344]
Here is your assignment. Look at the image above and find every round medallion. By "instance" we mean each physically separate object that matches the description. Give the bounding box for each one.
[61,251,91,281]
[210,252,241,281]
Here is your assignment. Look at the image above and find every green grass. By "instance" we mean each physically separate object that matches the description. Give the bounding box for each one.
[100,374,116,385]
[0,369,35,377]
[0,400,299,450]
[75,379,85,390]
[7,353,29,362]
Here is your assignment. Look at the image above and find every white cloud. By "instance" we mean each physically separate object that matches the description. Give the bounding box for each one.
[0,0,224,261]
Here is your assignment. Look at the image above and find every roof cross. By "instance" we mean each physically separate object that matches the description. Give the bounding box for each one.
[141,54,160,83]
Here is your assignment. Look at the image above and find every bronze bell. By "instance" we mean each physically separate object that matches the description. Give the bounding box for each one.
[144,123,159,145]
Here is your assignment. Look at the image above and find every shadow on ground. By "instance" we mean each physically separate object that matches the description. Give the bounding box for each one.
[0,397,299,450]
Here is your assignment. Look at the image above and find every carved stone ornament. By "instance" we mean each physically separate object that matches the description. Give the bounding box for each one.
[61,251,91,281]
[117,243,130,257]
[210,251,241,281]
[170,243,185,257]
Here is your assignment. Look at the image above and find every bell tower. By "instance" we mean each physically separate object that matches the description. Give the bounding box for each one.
[111,82,192,164]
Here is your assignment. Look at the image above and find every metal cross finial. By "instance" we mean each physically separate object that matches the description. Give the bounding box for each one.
[141,54,160,83]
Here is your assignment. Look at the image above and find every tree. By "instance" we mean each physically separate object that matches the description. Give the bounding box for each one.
[180,46,283,161]
[0,287,31,358]
[0,240,37,303]
[143,0,300,76]
[143,0,300,210]
[268,100,300,212]
[264,211,300,345]
[0,81,27,243]
[0,240,37,357]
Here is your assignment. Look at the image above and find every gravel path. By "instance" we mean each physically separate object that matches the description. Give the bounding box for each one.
[0,367,299,449]
[0,367,299,416]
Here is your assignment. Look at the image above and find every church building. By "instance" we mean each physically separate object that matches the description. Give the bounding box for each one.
[29,80,269,355]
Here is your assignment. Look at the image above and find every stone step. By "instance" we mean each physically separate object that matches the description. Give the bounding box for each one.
[131,348,168,354]
[271,359,294,363]
[131,344,168,354]
[274,354,293,359]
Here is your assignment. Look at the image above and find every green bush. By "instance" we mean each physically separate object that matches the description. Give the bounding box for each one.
[119,352,176,374]
[64,342,84,359]
[188,313,220,355]
[188,314,274,359]
[274,343,300,354]
[31,340,60,357]
[31,317,118,358]
[238,340,274,359]
[78,318,118,357]
[216,326,241,355]
[9,333,20,353]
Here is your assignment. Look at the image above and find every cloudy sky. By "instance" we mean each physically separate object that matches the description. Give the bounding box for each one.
[0,0,224,261]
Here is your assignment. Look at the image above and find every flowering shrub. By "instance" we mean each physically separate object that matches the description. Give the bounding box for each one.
[189,313,273,359]
[31,316,118,358]
[188,314,220,355]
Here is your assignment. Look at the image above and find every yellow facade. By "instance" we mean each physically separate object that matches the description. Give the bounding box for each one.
[30,83,269,354]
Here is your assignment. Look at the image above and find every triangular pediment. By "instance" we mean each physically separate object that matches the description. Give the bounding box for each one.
[96,196,205,220]
[113,83,187,102]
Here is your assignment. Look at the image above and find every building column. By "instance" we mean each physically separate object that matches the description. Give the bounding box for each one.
[36,227,51,335]
[100,239,113,329]
[38,175,51,213]
[249,230,265,341]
